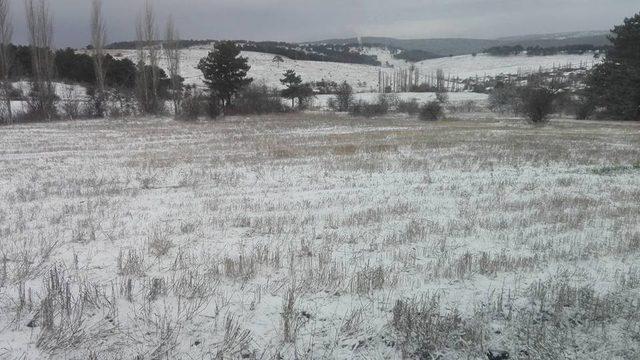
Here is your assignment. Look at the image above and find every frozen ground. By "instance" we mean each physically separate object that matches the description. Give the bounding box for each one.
[1,114,639,359]
[107,48,599,92]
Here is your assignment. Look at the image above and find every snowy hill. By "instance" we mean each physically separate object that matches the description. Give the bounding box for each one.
[107,46,600,93]
[315,31,611,56]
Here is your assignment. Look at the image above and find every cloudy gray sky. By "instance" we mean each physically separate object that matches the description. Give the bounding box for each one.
[9,0,639,47]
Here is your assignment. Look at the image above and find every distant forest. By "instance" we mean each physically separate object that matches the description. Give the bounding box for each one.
[104,39,213,49]
[392,49,442,62]
[485,44,611,56]
[105,40,382,66]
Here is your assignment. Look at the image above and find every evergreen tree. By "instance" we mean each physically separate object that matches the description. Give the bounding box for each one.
[54,48,95,84]
[280,69,301,107]
[587,13,640,120]
[280,69,313,109]
[104,55,136,89]
[197,41,253,108]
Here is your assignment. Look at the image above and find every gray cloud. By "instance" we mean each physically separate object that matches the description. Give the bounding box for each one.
[7,0,639,47]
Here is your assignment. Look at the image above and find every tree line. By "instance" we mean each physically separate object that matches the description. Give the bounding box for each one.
[486,12,640,122]
[0,45,139,89]
[485,44,611,57]
[106,39,382,66]
[0,1,637,124]
[0,0,182,123]
[0,0,323,123]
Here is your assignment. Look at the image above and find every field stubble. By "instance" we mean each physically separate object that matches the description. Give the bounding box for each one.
[0,114,639,359]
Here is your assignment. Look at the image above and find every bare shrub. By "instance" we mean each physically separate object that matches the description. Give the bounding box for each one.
[82,85,109,118]
[391,295,482,358]
[34,267,116,353]
[448,100,479,114]
[136,166,159,189]
[436,91,449,104]
[213,314,253,358]
[350,265,386,294]
[506,277,640,359]
[228,83,285,115]
[60,87,80,120]
[349,94,389,117]
[330,81,353,112]
[419,101,443,121]
[574,94,595,120]
[519,87,556,124]
[488,84,520,114]
[179,86,203,120]
[397,98,420,115]
[147,224,174,257]
[107,88,135,118]
[222,254,255,280]
[170,269,218,302]
[326,97,337,111]
[147,277,166,301]
[71,217,96,243]
[117,249,146,276]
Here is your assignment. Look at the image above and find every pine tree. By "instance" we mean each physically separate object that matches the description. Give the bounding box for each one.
[280,69,301,108]
[197,41,253,108]
[587,13,640,120]
[280,70,313,109]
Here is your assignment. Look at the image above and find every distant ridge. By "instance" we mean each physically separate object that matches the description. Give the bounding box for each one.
[310,31,611,56]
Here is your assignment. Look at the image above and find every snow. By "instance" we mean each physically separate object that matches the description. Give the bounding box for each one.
[413,52,599,79]
[1,115,639,358]
[12,81,88,100]
[107,47,599,92]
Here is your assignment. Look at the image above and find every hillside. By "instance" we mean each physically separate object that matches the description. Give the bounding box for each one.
[106,40,382,66]
[313,31,611,56]
[311,37,498,56]
[108,47,599,93]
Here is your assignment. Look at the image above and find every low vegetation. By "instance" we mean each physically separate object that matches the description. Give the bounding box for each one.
[1,115,638,358]
[419,101,444,121]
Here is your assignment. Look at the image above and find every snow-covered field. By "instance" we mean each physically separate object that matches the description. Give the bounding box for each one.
[1,114,639,359]
[108,47,599,92]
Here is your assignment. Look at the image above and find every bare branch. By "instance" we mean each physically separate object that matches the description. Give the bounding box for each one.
[135,0,160,114]
[90,0,107,95]
[24,0,55,120]
[164,16,181,117]
[0,0,13,123]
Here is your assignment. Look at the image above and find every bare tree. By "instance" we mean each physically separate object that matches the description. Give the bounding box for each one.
[135,15,148,114]
[135,0,160,114]
[164,16,181,118]
[272,55,284,69]
[25,0,55,120]
[0,0,12,124]
[90,0,107,117]
[435,68,448,104]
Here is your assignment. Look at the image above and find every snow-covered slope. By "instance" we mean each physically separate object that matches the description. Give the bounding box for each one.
[108,47,600,92]
[413,53,599,79]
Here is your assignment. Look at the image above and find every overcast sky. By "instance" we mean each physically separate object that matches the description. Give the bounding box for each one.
[8,0,639,47]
